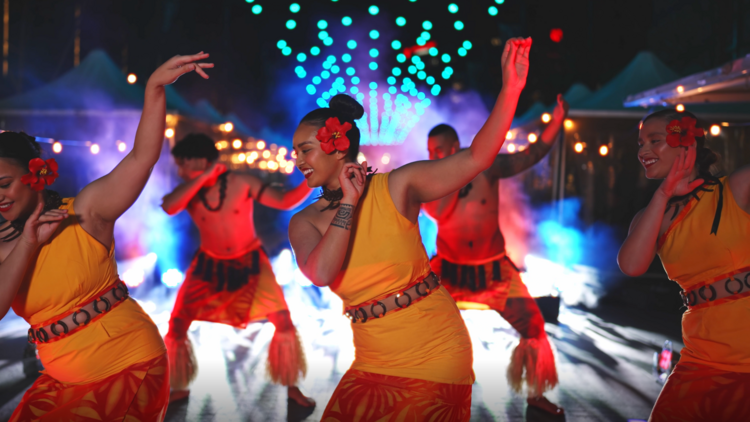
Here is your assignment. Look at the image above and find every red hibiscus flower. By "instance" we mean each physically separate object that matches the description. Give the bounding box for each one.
[316,117,352,154]
[665,116,704,148]
[20,158,59,191]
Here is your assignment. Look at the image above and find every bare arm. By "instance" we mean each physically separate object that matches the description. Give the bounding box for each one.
[246,175,313,210]
[289,163,365,286]
[729,164,750,213]
[486,94,568,179]
[162,163,225,215]
[422,190,460,220]
[390,38,531,211]
[75,54,213,243]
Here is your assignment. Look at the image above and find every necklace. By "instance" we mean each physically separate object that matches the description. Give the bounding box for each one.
[197,172,228,212]
[317,186,344,211]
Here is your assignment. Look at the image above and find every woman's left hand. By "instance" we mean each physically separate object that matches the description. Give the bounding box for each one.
[147,52,214,87]
[19,200,68,248]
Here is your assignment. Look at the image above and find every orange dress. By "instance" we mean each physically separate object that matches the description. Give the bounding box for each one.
[322,173,474,422]
[651,177,750,422]
[10,198,169,422]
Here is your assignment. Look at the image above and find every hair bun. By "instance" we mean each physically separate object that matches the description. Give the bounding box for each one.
[329,94,364,121]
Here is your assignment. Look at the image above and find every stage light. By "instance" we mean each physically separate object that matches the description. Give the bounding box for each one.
[418,71,426,80]
[408,65,417,74]
[357,152,366,163]
[528,133,538,143]
[495,0,505,3]
[249,151,259,161]
[127,73,137,84]
[238,153,246,162]
[342,16,352,26]
[396,16,406,26]
[370,30,379,39]
[454,21,464,30]
[331,65,340,74]
[423,21,433,30]
[123,268,145,288]
[310,46,320,56]
[421,31,431,41]
[262,150,271,159]
[347,40,357,49]
[506,131,514,140]
[318,20,328,30]
[232,139,243,149]
[397,53,406,63]
[277,40,287,49]
[458,47,467,57]
[370,48,379,58]
[285,163,294,174]
[381,153,391,164]
[165,128,175,138]
[251,4,262,14]
[90,144,100,154]
[599,145,609,156]
[574,142,584,153]
[416,37,426,46]
[564,119,574,129]
[342,54,352,62]
[431,85,441,95]
[442,54,451,63]
[463,40,473,50]
[369,62,378,70]
[710,125,721,136]
[676,85,684,93]
[488,6,498,16]
[426,76,435,85]
[392,40,401,50]
[429,47,438,56]
[541,113,551,123]
[257,140,266,149]
[369,5,379,15]
[290,3,300,13]
[550,28,563,43]
[507,143,516,153]
[297,52,307,63]
[369,82,378,89]
[282,46,292,56]
[161,269,184,288]
[286,20,296,30]
[676,104,685,112]
[259,161,268,170]
[223,122,234,132]
[279,147,287,156]
[448,3,458,13]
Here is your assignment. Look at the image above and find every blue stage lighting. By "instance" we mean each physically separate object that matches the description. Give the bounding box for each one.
[313,76,322,84]
[342,53,352,62]
[306,85,316,95]
[441,54,451,63]
[397,54,406,63]
[392,40,402,50]
[310,46,320,56]
[286,20,296,30]
[448,3,458,13]
[297,53,306,62]
[290,3,300,13]
[392,67,402,76]
[323,37,333,46]
[282,46,292,56]
[251,4,262,14]
[369,62,378,70]
[347,40,357,49]
[454,20,464,30]
[423,21,433,30]
[346,67,355,76]
[396,16,406,26]
[369,5,379,15]
[318,20,328,29]
[429,47,438,56]
[369,30,380,39]
[331,65,340,74]
[463,40,473,50]
[370,48,379,58]
[277,40,287,49]
[342,16,352,26]
[352,76,360,84]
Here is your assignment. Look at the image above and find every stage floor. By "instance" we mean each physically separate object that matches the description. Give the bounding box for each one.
[0,290,682,422]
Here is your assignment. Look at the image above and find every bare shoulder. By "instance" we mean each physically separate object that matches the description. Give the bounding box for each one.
[729,164,750,207]
[290,201,322,229]
[231,172,261,188]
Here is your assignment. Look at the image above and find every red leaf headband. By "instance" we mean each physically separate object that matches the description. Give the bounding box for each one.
[666,116,704,148]
[316,117,352,154]
[20,158,59,191]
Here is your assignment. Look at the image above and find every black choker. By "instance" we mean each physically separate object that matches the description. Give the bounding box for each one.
[1,190,63,242]
[316,167,377,212]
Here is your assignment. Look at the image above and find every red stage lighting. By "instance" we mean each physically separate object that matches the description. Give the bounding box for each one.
[550,28,563,43]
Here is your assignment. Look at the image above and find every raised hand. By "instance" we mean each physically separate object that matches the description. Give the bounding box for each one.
[147,52,214,88]
[659,145,704,198]
[340,161,367,205]
[501,38,531,94]
[20,200,68,248]
[552,94,569,122]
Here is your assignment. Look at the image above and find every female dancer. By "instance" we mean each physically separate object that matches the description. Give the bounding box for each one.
[618,109,750,421]
[0,52,212,421]
[289,38,530,421]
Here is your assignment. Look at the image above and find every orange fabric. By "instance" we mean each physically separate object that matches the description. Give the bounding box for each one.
[322,369,472,422]
[10,198,165,385]
[10,353,169,422]
[329,172,474,386]
[170,247,287,328]
[657,177,750,373]
[650,362,750,422]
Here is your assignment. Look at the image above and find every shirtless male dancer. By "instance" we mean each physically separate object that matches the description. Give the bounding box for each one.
[424,94,569,415]
[161,133,314,406]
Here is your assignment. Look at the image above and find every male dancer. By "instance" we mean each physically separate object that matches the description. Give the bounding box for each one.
[161,133,314,406]
[424,94,568,415]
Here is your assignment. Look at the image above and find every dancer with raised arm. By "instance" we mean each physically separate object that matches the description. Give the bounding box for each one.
[0,53,212,421]
[161,133,314,406]
[423,94,568,415]
[288,37,531,421]
[618,109,750,421]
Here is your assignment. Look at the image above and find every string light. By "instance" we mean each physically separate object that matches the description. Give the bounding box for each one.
[541,113,551,123]
[528,133,538,143]
[506,131,514,140]
[676,85,684,93]
[710,125,721,136]
[257,140,266,149]
[564,119,574,129]
[599,145,609,156]
[90,144,100,154]
[676,104,685,112]
[574,142,584,153]
[117,141,127,152]
[507,143,516,153]
[232,139,243,149]
[165,128,174,138]
[52,142,62,153]
[223,122,234,132]
[127,74,137,84]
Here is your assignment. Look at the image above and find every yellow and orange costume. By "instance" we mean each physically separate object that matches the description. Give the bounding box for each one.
[165,241,306,390]
[322,173,475,422]
[10,198,169,422]
[651,177,750,421]
[430,252,558,397]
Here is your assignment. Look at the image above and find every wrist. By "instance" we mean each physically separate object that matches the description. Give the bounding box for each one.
[17,236,38,251]
[340,199,358,207]
[654,187,672,202]
[499,86,523,99]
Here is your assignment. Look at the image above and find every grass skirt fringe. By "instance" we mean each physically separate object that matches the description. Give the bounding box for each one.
[507,335,558,397]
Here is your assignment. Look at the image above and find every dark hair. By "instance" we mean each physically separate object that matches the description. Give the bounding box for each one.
[300,94,365,161]
[428,124,459,142]
[171,133,219,162]
[642,109,719,178]
[0,131,42,168]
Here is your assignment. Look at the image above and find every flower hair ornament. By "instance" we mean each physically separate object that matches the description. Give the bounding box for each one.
[316,117,352,154]
[666,116,704,148]
[20,158,59,191]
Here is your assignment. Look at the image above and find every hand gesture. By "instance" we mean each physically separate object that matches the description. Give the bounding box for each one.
[19,200,68,248]
[552,94,569,122]
[501,38,531,95]
[147,52,214,88]
[340,161,367,205]
[658,145,704,198]
[202,162,227,187]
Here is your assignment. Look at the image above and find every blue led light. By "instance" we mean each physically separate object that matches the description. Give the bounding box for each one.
[337,85,346,93]
[317,98,327,107]
[297,53,306,62]
[408,65,417,74]
[387,76,396,84]
[313,76,322,84]
[286,20,297,30]
[429,47,438,56]
[463,40,473,50]
[318,20,328,29]
[444,66,454,74]
[277,40,287,49]
[417,71,426,80]
[416,62,425,70]
[411,56,421,64]
[342,16,352,26]
[352,76,360,84]
[323,37,333,46]
[369,30,380,39]
[396,16,406,26]
[448,3,458,13]
[346,67,355,76]
[418,92,426,100]
[356,92,365,101]
[327,55,336,63]
[322,92,331,100]
[318,31,328,40]
[496,0,505,3]
[306,84,316,95]
[322,70,331,79]
[423,21,433,30]
[342,54,352,62]
[392,40,402,50]
[389,86,397,94]
[347,40,357,49]
[282,46,292,56]
[489,6,498,16]
[251,4,262,14]
[397,54,406,63]
[409,87,418,96]
[392,67,402,76]
[369,48,379,58]
[290,3,300,13]
[454,20,465,30]
[350,86,359,94]
[331,65,340,74]
[426,76,435,85]
[369,82,378,89]
[310,46,321,56]
[369,62,378,70]
[323,61,332,69]
[458,47,467,57]
[297,69,306,78]
[369,5,379,15]
[417,38,426,46]
[421,31,431,41]
[431,85,441,96]
[442,54,451,63]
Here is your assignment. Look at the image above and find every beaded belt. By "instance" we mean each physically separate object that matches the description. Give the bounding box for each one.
[345,272,441,324]
[680,269,750,309]
[27,281,130,345]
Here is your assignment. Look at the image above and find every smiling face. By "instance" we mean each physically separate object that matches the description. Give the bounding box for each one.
[293,123,345,188]
[0,157,38,222]
[638,117,686,179]
[427,135,459,160]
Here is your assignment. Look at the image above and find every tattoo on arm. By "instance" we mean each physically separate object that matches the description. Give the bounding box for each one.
[331,204,355,230]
